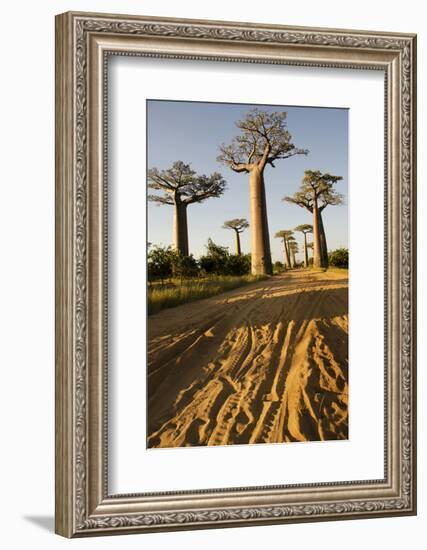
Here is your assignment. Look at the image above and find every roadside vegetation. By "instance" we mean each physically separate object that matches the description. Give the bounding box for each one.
[148,241,265,315]
[328,247,349,268]
[147,242,348,315]
[148,274,265,315]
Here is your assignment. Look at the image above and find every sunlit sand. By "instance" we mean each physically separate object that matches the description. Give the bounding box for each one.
[147,269,348,448]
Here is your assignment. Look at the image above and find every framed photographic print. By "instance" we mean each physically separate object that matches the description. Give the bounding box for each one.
[55,11,417,537]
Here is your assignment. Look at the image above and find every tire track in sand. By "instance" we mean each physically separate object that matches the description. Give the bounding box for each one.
[147,270,348,448]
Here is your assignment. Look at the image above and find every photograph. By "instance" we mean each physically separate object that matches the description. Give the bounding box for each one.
[146,100,349,449]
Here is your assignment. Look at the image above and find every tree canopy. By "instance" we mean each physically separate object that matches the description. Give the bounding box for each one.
[294,223,313,234]
[217,108,308,173]
[274,229,294,241]
[223,218,249,233]
[283,170,344,211]
[148,161,227,205]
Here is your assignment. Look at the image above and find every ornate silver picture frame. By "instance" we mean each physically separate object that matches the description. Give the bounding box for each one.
[55,11,416,537]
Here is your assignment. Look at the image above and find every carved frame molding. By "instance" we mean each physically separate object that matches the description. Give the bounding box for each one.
[55,12,416,537]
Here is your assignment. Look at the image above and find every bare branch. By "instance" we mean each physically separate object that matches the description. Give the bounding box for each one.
[231,163,251,173]
[147,194,174,206]
[283,192,313,212]
[247,138,258,164]
[258,142,271,171]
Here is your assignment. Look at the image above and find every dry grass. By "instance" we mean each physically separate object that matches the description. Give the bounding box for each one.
[325,267,349,275]
[148,275,267,315]
[306,266,349,275]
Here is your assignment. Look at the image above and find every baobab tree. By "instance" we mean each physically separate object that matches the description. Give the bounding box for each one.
[307,241,313,263]
[315,187,343,267]
[294,224,313,267]
[287,236,297,268]
[148,161,226,256]
[284,170,343,268]
[218,109,308,275]
[222,218,249,255]
[274,230,293,269]
[288,240,299,268]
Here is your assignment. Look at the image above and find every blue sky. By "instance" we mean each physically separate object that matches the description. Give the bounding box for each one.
[147,100,348,263]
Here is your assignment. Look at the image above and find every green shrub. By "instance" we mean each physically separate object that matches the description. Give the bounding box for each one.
[199,238,229,275]
[273,261,285,274]
[328,248,349,268]
[199,254,218,275]
[171,253,199,280]
[148,245,201,283]
[199,238,250,276]
[226,254,251,276]
[147,245,175,284]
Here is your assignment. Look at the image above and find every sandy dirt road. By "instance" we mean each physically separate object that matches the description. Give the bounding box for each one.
[147,270,348,448]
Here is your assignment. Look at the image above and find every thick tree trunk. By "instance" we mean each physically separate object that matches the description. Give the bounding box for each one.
[234,230,241,255]
[303,232,308,267]
[312,198,322,268]
[283,238,291,269]
[290,249,296,268]
[249,166,272,275]
[318,211,329,268]
[172,201,189,256]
